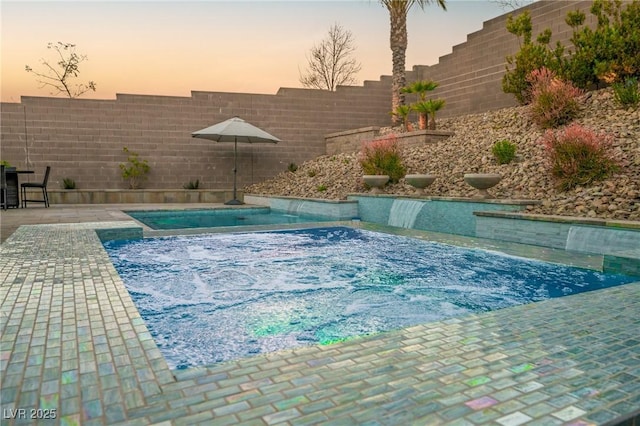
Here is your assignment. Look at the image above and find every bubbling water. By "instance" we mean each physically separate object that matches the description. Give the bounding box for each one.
[103,226,635,369]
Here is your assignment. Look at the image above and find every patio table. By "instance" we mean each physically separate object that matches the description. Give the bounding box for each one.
[3,169,34,208]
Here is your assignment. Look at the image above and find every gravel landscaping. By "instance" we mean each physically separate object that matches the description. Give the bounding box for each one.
[245,88,640,221]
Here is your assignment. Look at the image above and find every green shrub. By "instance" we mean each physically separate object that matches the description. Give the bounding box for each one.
[119,147,150,189]
[62,178,76,189]
[183,179,200,189]
[288,162,298,173]
[541,123,619,191]
[358,135,406,183]
[316,184,327,192]
[492,140,517,165]
[528,67,582,128]
[566,0,640,88]
[0,160,11,167]
[502,11,566,104]
[612,77,640,108]
[307,169,317,177]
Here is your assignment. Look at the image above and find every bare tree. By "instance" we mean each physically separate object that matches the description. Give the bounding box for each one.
[299,23,362,91]
[25,42,97,98]
[491,0,533,11]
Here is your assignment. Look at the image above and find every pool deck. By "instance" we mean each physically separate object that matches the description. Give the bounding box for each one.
[1,205,640,425]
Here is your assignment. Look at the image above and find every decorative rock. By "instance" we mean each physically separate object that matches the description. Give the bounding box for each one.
[244,86,639,222]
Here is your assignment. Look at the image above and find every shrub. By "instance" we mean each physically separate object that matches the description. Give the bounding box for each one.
[566,0,640,88]
[288,162,298,173]
[358,135,406,183]
[502,11,567,104]
[541,123,619,191]
[528,67,583,128]
[62,178,76,189]
[119,147,150,189]
[316,184,327,192]
[183,179,200,189]
[492,140,517,165]
[612,77,640,108]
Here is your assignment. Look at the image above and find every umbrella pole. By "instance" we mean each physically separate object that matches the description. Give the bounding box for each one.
[226,139,243,205]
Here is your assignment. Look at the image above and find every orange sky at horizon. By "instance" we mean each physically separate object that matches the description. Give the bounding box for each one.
[1,1,521,103]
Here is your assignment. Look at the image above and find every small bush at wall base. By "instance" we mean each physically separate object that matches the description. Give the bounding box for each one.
[119,147,150,189]
[358,135,406,183]
[183,179,200,190]
[541,123,619,191]
[62,178,76,189]
[288,162,298,173]
[492,140,517,165]
[612,77,640,108]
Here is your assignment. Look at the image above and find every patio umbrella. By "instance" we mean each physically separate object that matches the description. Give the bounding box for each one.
[192,116,281,205]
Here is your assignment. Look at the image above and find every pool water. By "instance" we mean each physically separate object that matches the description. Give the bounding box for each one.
[125,207,335,230]
[103,226,635,369]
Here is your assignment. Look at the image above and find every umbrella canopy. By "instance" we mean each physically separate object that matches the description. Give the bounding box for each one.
[192,116,281,144]
[192,117,280,205]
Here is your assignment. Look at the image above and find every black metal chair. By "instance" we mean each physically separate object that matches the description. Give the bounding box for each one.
[0,165,7,210]
[21,166,51,208]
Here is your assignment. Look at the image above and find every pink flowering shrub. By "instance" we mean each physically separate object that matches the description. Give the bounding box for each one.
[541,123,619,191]
[359,135,406,183]
[528,67,583,129]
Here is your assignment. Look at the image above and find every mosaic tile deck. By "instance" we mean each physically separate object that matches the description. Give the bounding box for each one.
[1,221,639,425]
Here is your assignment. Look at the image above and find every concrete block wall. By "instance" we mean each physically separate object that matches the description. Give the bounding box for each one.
[0,86,391,190]
[410,0,596,119]
[0,1,601,190]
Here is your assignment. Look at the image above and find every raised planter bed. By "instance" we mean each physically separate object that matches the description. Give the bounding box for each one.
[325,126,453,155]
[47,189,239,204]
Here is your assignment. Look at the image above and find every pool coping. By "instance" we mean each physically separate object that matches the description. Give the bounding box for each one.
[1,221,639,425]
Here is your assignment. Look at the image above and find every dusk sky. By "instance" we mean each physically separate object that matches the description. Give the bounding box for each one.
[1,1,529,103]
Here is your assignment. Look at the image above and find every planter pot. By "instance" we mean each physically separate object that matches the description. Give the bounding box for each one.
[363,175,389,194]
[405,174,436,194]
[463,173,501,199]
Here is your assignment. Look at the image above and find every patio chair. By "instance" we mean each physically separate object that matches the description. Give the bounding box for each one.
[0,165,7,210]
[21,166,51,208]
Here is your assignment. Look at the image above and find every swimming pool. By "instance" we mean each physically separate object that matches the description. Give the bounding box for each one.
[125,207,335,230]
[103,226,635,369]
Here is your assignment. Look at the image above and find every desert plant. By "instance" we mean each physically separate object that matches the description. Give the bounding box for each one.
[403,80,440,129]
[62,178,76,189]
[358,135,406,183]
[0,160,11,167]
[492,140,517,164]
[119,147,150,189]
[317,184,327,192]
[390,105,413,131]
[425,99,445,130]
[565,0,640,88]
[401,80,438,101]
[541,123,619,191]
[307,169,317,178]
[612,77,640,108]
[288,162,298,172]
[183,179,200,190]
[527,67,582,128]
[502,11,567,104]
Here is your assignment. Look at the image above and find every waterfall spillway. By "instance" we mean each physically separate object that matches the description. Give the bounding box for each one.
[566,226,640,254]
[388,200,425,229]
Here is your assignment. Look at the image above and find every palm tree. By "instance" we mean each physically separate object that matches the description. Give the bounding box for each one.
[380,0,447,125]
